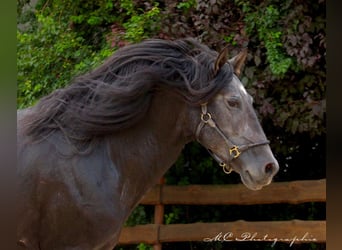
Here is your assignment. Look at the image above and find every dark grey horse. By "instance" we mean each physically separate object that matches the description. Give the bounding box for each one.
[17,38,279,249]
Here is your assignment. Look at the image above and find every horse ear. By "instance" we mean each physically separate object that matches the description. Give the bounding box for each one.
[228,48,248,76]
[214,46,229,75]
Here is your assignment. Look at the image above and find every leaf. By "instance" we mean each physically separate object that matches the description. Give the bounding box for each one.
[254,55,261,66]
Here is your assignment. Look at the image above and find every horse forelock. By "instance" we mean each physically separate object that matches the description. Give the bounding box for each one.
[22,38,233,143]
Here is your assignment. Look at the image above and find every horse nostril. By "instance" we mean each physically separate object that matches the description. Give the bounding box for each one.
[265,163,276,175]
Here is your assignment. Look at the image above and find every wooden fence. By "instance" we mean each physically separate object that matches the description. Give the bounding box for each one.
[118,179,326,248]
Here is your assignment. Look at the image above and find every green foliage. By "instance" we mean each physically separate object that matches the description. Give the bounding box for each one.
[37,0,117,48]
[124,205,151,227]
[177,0,197,11]
[223,33,238,46]
[137,243,153,250]
[117,243,152,250]
[164,206,182,225]
[120,0,161,42]
[17,12,114,108]
[239,3,295,76]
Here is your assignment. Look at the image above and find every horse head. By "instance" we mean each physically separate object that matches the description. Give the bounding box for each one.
[194,48,279,190]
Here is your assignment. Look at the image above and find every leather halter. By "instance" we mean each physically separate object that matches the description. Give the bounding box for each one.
[196,103,270,174]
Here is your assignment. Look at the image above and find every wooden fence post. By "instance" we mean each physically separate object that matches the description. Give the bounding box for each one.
[153,178,165,250]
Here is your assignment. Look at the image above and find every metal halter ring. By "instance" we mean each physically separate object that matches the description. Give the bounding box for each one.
[229,145,241,159]
[201,113,212,123]
[220,162,233,174]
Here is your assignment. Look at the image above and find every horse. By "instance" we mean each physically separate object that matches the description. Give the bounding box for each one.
[17,38,279,249]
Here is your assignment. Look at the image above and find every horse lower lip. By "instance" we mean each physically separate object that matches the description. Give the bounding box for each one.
[241,171,263,190]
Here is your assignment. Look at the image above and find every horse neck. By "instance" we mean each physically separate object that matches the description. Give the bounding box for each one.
[108,91,191,209]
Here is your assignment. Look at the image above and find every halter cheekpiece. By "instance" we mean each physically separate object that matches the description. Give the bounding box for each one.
[196,103,270,174]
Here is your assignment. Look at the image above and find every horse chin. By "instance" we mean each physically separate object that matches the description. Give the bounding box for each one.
[239,170,267,191]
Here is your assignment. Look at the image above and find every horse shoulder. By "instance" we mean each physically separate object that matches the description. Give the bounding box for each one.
[17,132,125,248]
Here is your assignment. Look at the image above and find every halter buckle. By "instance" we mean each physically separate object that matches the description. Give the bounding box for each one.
[229,145,241,159]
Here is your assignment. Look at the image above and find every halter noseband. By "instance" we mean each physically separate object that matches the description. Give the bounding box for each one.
[196,103,270,174]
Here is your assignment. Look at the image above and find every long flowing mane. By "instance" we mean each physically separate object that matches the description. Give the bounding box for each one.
[22,38,233,143]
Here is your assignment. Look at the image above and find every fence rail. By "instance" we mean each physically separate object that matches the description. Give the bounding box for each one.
[118,179,326,247]
[140,179,326,205]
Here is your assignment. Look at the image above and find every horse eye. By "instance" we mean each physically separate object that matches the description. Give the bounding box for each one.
[227,98,240,109]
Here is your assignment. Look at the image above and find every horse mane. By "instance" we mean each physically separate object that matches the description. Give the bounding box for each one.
[22,38,233,143]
